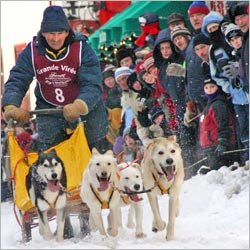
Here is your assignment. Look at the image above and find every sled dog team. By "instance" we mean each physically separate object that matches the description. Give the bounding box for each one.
[27,136,184,241]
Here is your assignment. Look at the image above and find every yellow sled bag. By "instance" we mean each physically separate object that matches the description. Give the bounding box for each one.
[8,122,91,212]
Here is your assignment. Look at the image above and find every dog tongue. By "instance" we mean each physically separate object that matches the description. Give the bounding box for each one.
[166,167,174,182]
[129,193,143,202]
[47,180,60,192]
[97,179,109,192]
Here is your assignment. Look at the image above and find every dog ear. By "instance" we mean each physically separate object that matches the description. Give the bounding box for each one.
[117,162,127,171]
[105,149,114,157]
[131,162,141,171]
[92,147,99,155]
[166,135,177,142]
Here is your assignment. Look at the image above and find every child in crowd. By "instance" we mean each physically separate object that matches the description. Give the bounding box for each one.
[148,106,171,138]
[198,76,239,174]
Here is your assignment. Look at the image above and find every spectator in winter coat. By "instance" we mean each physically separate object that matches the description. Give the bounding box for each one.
[198,76,239,175]
[102,64,122,109]
[167,12,187,31]
[170,26,192,57]
[201,11,234,94]
[1,5,111,238]
[228,2,249,93]
[135,12,161,58]
[147,106,171,138]
[223,23,249,165]
[115,47,136,70]
[185,1,210,113]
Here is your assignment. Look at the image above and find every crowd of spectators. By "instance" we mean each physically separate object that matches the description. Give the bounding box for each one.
[100,1,249,178]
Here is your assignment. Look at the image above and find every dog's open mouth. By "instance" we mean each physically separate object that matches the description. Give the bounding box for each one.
[96,175,111,192]
[46,179,60,192]
[160,164,175,182]
[124,186,143,202]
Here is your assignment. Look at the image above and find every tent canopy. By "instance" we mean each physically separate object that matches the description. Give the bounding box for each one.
[88,1,191,53]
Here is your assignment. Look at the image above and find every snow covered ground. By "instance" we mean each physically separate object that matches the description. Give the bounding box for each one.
[1,165,249,249]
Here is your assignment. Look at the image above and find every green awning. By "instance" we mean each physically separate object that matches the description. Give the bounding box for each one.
[88,1,191,55]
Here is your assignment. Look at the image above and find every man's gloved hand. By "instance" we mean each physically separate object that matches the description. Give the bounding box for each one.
[166,63,186,78]
[222,61,239,79]
[3,105,30,123]
[183,101,197,127]
[63,99,88,123]
[149,124,164,138]
[215,143,227,156]
[215,139,227,156]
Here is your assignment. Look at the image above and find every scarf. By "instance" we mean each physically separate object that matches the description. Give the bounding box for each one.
[135,22,160,47]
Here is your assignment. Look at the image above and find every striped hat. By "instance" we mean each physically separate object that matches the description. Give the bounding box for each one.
[114,67,133,82]
[170,26,192,41]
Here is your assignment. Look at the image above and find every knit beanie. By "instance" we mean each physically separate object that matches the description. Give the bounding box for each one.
[224,23,243,44]
[102,64,116,80]
[167,12,186,26]
[115,48,135,67]
[40,5,71,33]
[188,1,210,16]
[138,12,159,25]
[192,33,211,48]
[142,52,155,71]
[115,67,133,82]
[203,76,217,86]
[170,26,192,41]
[148,106,165,122]
[201,11,223,37]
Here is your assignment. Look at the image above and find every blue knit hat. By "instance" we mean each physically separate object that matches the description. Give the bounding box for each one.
[115,67,133,82]
[188,1,210,16]
[201,11,223,37]
[41,5,71,32]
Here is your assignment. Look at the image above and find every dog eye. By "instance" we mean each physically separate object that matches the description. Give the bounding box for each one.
[125,177,129,180]
[171,149,175,153]
[158,151,164,155]
[96,163,100,166]
[108,162,111,166]
[43,163,48,168]
[136,175,139,178]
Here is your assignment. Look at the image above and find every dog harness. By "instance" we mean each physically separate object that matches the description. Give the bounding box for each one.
[90,184,114,209]
[152,172,169,195]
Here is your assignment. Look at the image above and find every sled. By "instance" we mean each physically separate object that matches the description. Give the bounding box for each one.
[3,109,92,242]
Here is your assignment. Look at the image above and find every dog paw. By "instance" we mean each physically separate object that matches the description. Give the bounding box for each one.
[107,228,118,237]
[135,232,146,238]
[152,221,166,232]
[166,232,174,241]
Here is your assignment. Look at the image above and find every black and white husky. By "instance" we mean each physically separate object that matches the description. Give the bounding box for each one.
[26,149,67,241]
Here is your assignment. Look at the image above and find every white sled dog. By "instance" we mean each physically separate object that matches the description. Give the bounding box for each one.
[141,136,184,241]
[26,149,67,242]
[80,148,121,237]
[117,162,146,238]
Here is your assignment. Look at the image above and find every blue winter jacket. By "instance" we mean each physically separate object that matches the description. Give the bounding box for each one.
[2,31,109,148]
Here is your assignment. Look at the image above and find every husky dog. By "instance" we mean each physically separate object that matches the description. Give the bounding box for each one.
[117,162,146,238]
[141,136,184,241]
[80,148,121,237]
[26,149,67,241]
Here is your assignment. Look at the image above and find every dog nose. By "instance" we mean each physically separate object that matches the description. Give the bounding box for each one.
[134,184,140,191]
[52,173,57,179]
[166,158,173,165]
[101,171,107,178]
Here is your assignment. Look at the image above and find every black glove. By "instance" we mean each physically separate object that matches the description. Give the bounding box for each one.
[231,78,242,89]
[215,143,227,156]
